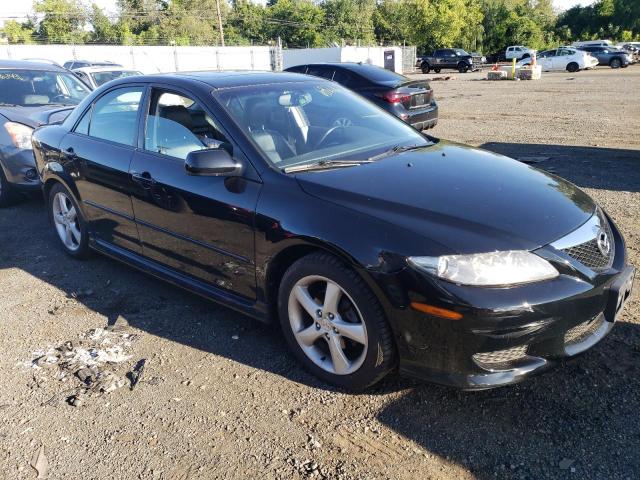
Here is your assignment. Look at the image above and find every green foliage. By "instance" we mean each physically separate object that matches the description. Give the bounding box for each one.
[1,0,638,50]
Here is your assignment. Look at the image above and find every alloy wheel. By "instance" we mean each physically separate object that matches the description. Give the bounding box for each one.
[288,275,368,375]
[52,191,82,251]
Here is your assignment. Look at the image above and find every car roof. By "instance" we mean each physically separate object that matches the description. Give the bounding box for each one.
[74,66,141,73]
[115,70,317,89]
[0,59,68,72]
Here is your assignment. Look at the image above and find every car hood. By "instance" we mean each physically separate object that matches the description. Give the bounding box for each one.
[0,105,75,129]
[295,141,595,255]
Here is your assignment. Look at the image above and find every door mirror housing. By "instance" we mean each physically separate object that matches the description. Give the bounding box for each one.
[185,148,242,176]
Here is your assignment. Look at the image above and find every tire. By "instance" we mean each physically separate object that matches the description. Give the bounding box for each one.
[421,63,430,74]
[48,182,90,259]
[433,68,441,73]
[610,58,622,69]
[278,252,396,390]
[567,62,579,73]
[457,62,469,73]
[0,167,17,208]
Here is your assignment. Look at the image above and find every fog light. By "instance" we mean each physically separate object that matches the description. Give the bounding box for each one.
[25,168,38,180]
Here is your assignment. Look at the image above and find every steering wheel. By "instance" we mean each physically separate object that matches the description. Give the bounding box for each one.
[317,126,347,148]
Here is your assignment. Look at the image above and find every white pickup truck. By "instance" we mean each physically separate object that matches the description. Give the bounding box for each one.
[505,46,533,60]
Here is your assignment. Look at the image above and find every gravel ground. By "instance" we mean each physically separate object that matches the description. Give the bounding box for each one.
[0,66,639,480]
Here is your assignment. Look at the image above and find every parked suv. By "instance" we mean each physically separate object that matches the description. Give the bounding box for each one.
[285,63,438,131]
[577,46,631,69]
[505,46,533,60]
[418,49,482,74]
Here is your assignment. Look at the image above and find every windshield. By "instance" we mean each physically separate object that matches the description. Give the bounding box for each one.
[216,80,431,170]
[0,69,90,106]
[90,70,141,87]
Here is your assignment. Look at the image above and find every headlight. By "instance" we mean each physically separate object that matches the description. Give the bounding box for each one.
[408,251,559,287]
[4,122,34,149]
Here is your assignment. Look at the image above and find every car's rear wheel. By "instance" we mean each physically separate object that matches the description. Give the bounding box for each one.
[48,183,90,258]
[610,58,622,69]
[433,68,441,73]
[278,252,395,390]
[0,168,17,208]
[421,63,430,74]
[457,62,469,73]
[567,62,580,73]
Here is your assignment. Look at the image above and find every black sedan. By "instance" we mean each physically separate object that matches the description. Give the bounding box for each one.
[0,60,91,206]
[284,63,437,131]
[32,71,634,390]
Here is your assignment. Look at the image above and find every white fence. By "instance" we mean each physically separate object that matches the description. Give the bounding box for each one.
[1,44,276,73]
[283,46,404,73]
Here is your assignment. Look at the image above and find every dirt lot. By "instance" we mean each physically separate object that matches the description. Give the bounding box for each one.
[1,66,639,480]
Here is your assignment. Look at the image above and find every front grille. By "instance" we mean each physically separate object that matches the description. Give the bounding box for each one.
[564,314,605,346]
[473,345,528,370]
[561,211,615,272]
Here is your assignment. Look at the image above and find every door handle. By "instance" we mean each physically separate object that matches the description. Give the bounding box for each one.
[131,171,157,186]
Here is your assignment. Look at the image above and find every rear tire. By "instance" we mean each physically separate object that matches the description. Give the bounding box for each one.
[278,252,396,390]
[457,62,469,73]
[0,168,17,208]
[421,63,430,74]
[48,182,90,259]
[610,58,622,69]
[567,62,579,73]
[433,68,441,73]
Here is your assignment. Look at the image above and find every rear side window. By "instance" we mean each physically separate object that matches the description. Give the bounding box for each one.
[331,69,353,87]
[307,66,333,79]
[84,87,144,146]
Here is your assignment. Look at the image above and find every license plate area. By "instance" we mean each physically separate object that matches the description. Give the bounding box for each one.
[411,93,428,108]
[605,266,635,322]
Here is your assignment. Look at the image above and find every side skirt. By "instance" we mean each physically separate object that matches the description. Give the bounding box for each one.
[90,238,270,323]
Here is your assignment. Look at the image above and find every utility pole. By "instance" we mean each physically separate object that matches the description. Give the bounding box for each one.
[214,0,225,47]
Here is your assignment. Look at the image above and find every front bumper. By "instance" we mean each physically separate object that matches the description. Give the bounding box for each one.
[0,146,40,190]
[373,216,633,390]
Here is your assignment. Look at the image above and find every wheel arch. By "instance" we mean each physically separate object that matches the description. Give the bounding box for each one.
[42,172,83,215]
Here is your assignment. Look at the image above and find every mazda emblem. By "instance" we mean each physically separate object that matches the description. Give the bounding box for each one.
[597,229,611,256]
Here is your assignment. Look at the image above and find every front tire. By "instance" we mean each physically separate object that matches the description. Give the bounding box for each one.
[421,63,430,74]
[610,58,622,69]
[433,68,441,73]
[458,62,469,73]
[567,62,579,73]
[278,252,395,390]
[48,183,90,258]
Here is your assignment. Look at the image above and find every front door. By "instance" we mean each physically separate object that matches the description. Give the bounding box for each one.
[128,87,261,300]
[60,85,146,253]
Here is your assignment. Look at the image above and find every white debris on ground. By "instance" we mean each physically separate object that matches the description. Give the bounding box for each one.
[25,326,144,407]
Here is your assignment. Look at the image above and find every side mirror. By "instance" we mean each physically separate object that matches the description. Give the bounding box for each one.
[185,148,242,176]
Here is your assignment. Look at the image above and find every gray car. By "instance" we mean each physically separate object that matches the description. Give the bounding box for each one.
[578,46,631,69]
[0,60,91,206]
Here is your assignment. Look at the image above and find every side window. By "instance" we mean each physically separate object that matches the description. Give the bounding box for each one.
[434,50,444,56]
[88,87,143,146]
[74,107,91,135]
[144,90,230,160]
[307,66,332,79]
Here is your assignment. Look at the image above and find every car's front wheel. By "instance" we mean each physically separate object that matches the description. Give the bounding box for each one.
[433,68,441,73]
[458,62,469,73]
[610,58,622,69]
[278,252,395,390]
[48,183,90,258]
[421,63,430,74]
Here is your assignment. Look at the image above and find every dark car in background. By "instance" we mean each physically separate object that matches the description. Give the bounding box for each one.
[285,63,437,131]
[576,46,631,68]
[32,71,634,391]
[417,49,483,74]
[0,60,91,206]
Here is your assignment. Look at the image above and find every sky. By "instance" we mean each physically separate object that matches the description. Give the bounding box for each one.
[0,0,597,24]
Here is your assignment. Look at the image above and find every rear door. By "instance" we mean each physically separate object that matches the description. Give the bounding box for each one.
[128,86,261,300]
[59,85,146,253]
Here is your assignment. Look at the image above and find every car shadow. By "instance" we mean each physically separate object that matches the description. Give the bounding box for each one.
[375,319,640,478]
[0,199,412,394]
[480,142,640,193]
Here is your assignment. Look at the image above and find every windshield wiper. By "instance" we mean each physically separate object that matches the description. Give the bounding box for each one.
[283,159,372,173]
[0,103,20,107]
[367,144,428,162]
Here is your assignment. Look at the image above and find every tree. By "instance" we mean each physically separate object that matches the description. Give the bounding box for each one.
[34,0,87,43]
[1,20,37,44]
[266,0,325,48]
[322,0,376,45]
